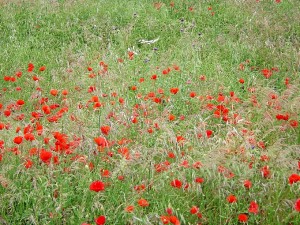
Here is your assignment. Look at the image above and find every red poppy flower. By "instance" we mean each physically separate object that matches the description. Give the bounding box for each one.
[162,68,171,75]
[258,141,266,149]
[160,215,170,224]
[244,180,252,189]
[276,114,289,121]
[125,205,134,213]
[117,175,124,180]
[151,74,157,80]
[119,98,124,104]
[190,206,199,214]
[94,137,108,147]
[260,155,269,162]
[261,69,272,78]
[128,51,134,60]
[248,201,259,214]
[138,198,149,207]
[36,122,44,135]
[29,148,38,156]
[40,150,52,163]
[89,180,105,192]
[89,162,94,171]
[28,63,34,72]
[227,195,237,203]
[95,215,106,225]
[238,214,248,223]
[32,75,39,81]
[198,75,206,81]
[169,215,180,225]
[176,136,185,143]
[94,102,102,109]
[170,87,179,94]
[88,86,96,93]
[193,161,202,169]
[16,126,21,133]
[53,156,59,165]
[217,94,225,102]
[24,159,33,169]
[295,199,300,212]
[13,136,23,145]
[39,66,46,71]
[16,99,25,105]
[147,127,153,133]
[24,133,35,141]
[197,212,202,218]
[157,88,164,94]
[15,71,22,77]
[167,152,175,159]
[194,177,204,184]
[61,89,68,95]
[261,166,271,178]
[166,208,173,215]
[131,117,138,124]
[49,90,58,98]
[289,174,300,184]
[239,63,245,70]
[171,179,182,188]
[4,110,11,117]
[4,76,11,81]
[100,126,111,135]
[190,92,196,98]
[169,114,176,121]
[206,130,213,138]
[290,120,298,128]
[91,96,99,102]
[180,160,189,168]
[152,97,160,104]
[101,169,111,178]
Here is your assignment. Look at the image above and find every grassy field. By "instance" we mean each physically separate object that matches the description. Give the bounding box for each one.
[0,0,299,224]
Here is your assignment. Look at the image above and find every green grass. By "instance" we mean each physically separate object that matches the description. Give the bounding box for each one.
[0,0,300,224]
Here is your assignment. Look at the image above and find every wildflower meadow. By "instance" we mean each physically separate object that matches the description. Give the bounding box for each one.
[0,0,299,224]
